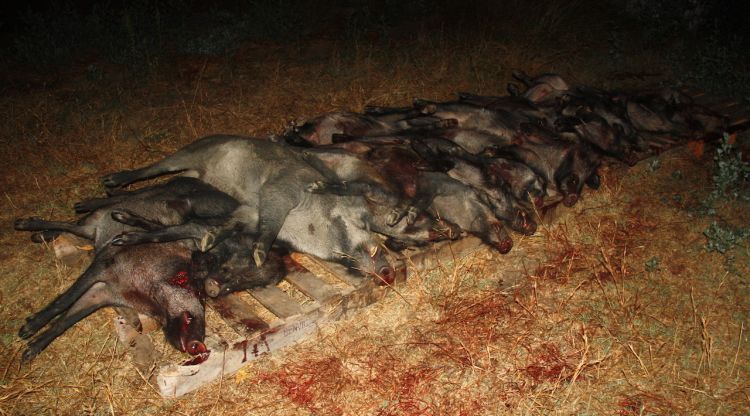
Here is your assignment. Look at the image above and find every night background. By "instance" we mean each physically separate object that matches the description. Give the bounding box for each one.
[1,1,749,414]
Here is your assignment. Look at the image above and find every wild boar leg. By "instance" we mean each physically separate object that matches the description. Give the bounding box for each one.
[22,283,112,362]
[75,196,126,214]
[306,180,412,227]
[253,182,294,266]
[30,230,62,243]
[14,218,96,241]
[110,209,168,231]
[19,257,110,340]
[110,222,231,250]
[101,139,209,188]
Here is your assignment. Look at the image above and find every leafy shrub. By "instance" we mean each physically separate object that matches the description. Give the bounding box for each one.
[704,221,749,253]
[708,133,750,203]
[701,134,750,252]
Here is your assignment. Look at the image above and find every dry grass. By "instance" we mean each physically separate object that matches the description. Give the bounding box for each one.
[1,6,749,415]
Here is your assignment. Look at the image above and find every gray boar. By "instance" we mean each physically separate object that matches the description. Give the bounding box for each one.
[101,135,394,281]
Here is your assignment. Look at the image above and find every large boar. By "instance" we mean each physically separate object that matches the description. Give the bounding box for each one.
[101,135,394,280]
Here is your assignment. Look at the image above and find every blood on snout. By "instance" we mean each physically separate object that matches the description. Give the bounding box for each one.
[495,238,513,254]
[186,340,207,355]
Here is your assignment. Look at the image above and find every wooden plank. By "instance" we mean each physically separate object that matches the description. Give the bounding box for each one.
[207,294,269,336]
[303,257,365,287]
[156,311,324,397]
[52,234,93,267]
[249,285,304,318]
[156,271,394,397]
[153,237,497,397]
[113,316,159,372]
[284,270,340,302]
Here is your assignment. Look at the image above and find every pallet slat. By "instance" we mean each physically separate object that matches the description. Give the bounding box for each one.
[250,285,305,318]
[284,271,340,302]
[156,274,396,397]
[157,311,324,397]
[207,294,269,336]
[302,257,364,287]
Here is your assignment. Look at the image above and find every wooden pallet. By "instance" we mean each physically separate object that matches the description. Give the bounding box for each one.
[111,236,485,398]
[63,87,750,398]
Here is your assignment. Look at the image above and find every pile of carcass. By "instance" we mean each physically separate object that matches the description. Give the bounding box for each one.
[14,71,729,363]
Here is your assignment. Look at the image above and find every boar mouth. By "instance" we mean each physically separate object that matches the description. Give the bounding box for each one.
[562,193,579,207]
[512,211,537,236]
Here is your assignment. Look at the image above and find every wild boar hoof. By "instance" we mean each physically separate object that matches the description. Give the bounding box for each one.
[101,174,120,188]
[110,210,130,223]
[21,347,39,363]
[405,206,419,225]
[205,279,221,298]
[253,244,267,267]
[73,201,90,213]
[385,209,402,227]
[199,232,215,252]
[305,181,327,193]
[18,322,36,340]
[112,233,137,246]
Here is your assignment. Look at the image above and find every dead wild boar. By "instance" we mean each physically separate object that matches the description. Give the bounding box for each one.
[456,91,556,123]
[190,234,286,298]
[330,133,538,234]
[283,111,450,145]
[300,138,462,249]
[554,111,643,166]
[623,90,727,138]
[410,99,533,142]
[18,177,243,250]
[17,241,208,363]
[511,70,572,104]
[101,135,394,281]
[308,137,522,253]
[487,123,601,207]
[16,177,289,297]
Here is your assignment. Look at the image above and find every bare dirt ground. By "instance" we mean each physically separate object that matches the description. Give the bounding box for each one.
[0,3,748,414]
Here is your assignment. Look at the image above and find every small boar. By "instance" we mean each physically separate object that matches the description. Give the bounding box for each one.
[18,177,243,250]
[191,234,287,298]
